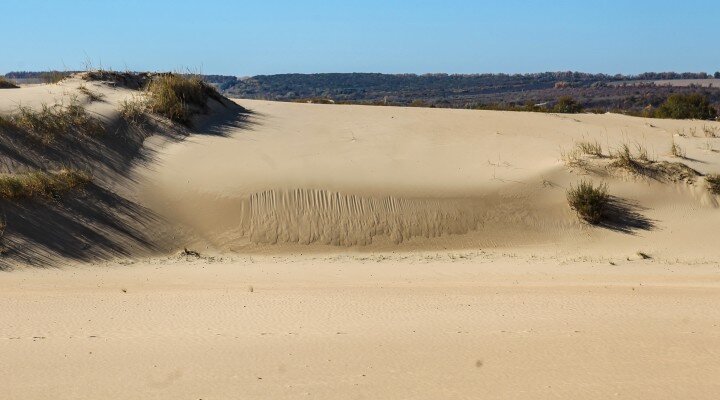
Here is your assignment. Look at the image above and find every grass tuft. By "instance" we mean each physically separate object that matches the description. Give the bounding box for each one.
[567,180,610,224]
[0,169,91,201]
[119,96,147,124]
[77,84,105,102]
[145,74,223,125]
[2,99,104,144]
[576,140,603,157]
[670,140,686,158]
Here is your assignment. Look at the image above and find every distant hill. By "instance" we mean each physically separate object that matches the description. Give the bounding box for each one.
[5,70,720,115]
[222,72,720,114]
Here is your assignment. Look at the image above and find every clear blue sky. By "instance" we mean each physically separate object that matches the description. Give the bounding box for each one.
[3,0,719,76]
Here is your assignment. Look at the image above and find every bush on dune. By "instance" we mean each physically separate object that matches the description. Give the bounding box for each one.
[567,180,610,224]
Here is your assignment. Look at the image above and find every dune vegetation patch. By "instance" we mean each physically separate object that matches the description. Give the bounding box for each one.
[567,180,610,224]
[707,174,720,195]
[118,96,148,124]
[0,98,105,144]
[0,169,91,201]
[82,70,150,90]
[145,73,225,125]
[0,77,19,89]
[77,84,105,102]
[608,143,700,183]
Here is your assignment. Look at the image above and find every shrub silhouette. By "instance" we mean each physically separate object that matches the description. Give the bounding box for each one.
[654,93,717,120]
[552,96,583,113]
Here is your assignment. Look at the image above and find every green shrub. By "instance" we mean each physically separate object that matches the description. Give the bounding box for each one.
[567,180,610,224]
[552,96,583,113]
[145,73,223,125]
[654,93,717,120]
[0,169,91,200]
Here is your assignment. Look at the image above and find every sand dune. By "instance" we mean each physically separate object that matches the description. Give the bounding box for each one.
[135,99,720,258]
[2,78,720,399]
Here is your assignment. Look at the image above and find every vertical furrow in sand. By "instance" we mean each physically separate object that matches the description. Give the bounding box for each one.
[240,188,490,246]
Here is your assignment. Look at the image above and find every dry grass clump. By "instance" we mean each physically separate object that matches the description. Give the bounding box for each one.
[567,180,610,224]
[703,125,720,138]
[670,139,686,158]
[576,140,603,157]
[2,99,104,144]
[145,74,223,125]
[77,84,105,102]
[0,169,91,200]
[707,174,720,195]
[0,77,19,89]
[119,96,147,124]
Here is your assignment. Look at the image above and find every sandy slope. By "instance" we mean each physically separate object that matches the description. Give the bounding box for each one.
[137,99,720,259]
[2,254,720,399]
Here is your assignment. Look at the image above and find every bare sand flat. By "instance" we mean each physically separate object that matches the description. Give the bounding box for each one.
[2,80,720,398]
[2,254,720,399]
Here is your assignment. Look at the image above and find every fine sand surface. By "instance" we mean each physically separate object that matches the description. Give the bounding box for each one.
[2,81,720,398]
[2,254,720,399]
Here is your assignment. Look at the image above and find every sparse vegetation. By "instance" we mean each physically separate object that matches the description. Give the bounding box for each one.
[2,99,104,144]
[0,77,19,89]
[119,96,147,124]
[703,125,719,138]
[77,84,105,102]
[567,180,610,224]
[654,93,717,120]
[552,96,583,113]
[576,140,603,157]
[40,71,69,84]
[0,169,91,200]
[707,174,720,194]
[145,73,224,125]
[670,140,686,158]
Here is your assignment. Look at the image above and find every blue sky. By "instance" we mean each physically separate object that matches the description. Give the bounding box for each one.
[2,0,719,76]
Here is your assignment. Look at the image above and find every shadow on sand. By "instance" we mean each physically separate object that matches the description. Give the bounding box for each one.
[0,99,258,268]
[598,196,656,234]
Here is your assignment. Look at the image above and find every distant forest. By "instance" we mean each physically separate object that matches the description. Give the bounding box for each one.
[5,70,720,115]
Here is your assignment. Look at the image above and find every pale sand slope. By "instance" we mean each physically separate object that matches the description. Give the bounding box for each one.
[137,100,720,259]
[1,254,720,399]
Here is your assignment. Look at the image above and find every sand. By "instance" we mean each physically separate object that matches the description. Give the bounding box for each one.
[2,254,720,399]
[2,79,720,398]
